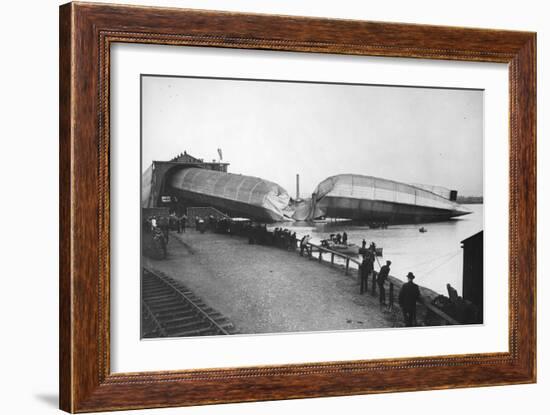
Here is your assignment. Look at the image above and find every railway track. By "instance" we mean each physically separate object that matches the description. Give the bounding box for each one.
[141,268,238,338]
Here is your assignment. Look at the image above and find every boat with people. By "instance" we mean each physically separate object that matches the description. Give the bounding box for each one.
[320,239,361,255]
[321,235,383,257]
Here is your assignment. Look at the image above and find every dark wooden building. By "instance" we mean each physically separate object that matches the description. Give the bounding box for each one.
[461,231,483,323]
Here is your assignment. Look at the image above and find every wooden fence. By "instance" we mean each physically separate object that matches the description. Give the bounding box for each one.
[304,241,458,325]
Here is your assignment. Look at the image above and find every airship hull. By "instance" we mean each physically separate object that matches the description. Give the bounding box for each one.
[311,174,471,223]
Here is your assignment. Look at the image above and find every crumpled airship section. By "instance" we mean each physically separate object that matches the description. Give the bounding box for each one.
[170,168,294,222]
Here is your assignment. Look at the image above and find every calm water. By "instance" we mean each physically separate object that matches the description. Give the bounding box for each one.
[269,204,483,296]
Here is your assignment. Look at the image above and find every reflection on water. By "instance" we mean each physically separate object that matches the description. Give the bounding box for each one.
[269,204,483,296]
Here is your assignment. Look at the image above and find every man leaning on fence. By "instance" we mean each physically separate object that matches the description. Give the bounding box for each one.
[300,234,311,256]
[377,260,391,305]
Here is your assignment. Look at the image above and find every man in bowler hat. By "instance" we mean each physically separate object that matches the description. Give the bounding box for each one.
[398,272,421,326]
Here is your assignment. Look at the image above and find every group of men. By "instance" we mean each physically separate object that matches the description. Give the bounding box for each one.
[359,248,421,327]
[272,228,298,250]
[174,213,187,233]
[147,213,187,235]
[146,215,170,240]
[144,215,170,258]
[330,232,348,245]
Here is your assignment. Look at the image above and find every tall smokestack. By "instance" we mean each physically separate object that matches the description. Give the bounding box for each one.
[296,174,300,200]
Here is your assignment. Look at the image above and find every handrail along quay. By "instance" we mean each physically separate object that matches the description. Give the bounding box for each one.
[304,241,458,325]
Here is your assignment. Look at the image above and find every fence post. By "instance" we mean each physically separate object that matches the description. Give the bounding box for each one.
[345,258,350,275]
[389,283,394,310]
[331,253,334,265]
[318,250,323,262]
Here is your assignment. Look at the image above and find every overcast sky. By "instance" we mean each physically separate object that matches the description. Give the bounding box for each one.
[142,75,483,197]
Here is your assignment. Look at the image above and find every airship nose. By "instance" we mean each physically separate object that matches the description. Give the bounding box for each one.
[452,205,473,217]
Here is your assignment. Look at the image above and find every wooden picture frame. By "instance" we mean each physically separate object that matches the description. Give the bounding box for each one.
[59,2,536,412]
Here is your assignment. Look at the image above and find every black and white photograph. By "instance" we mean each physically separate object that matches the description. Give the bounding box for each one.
[140,75,484,338]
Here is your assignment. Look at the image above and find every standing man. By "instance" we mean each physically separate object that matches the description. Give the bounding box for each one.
[290,232,297,251]
[175,213,181,234]
[179,213,187,233]
[369,241,377,255]
[342,232,348,245]
[360,254,373,294]
[158,215,169,242]
[377,260,391,305]
[398,272,421,326]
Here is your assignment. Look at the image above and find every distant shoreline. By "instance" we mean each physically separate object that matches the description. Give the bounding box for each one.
[457,196,483,204]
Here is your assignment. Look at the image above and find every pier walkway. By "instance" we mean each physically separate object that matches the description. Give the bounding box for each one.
[143,231,402,334]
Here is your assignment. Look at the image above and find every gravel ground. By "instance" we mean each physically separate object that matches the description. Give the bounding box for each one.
[143,231,400,334]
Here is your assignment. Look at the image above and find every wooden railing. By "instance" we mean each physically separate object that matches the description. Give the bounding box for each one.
[305,242,361,275]
[420,298,460,325]
[303,240,458,325]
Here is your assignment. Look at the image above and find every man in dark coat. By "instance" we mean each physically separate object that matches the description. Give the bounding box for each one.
[178,214,187,233]
[157,215,170,242]
[377,260,391,305]
[398,272,421,326]
[360,255,373,294]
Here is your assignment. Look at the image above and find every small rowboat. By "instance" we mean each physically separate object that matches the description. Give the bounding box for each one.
[329,243,360,255]
[323,242,384,257]
[358,247,383,257]
[321,236,383,257]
